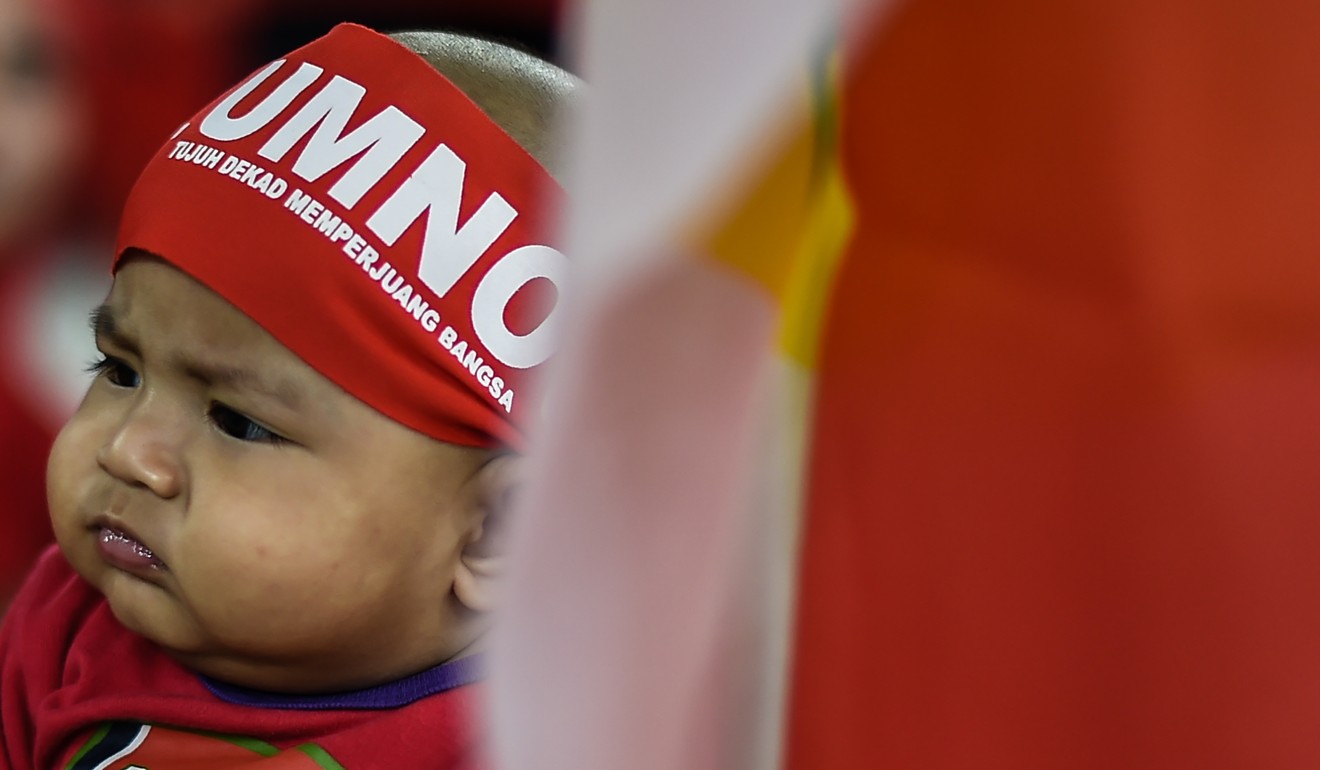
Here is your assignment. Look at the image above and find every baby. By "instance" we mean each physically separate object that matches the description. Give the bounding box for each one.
[0,23,575,768]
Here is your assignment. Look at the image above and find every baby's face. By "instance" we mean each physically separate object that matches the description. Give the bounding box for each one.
[48,259,487,693]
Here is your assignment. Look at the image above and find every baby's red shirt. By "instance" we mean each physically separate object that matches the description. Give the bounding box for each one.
[0,547,485,769]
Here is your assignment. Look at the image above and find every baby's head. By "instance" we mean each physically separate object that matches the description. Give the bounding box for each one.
[46,25,576,694]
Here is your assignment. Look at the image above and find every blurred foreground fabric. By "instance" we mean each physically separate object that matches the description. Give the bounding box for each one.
[496,0,1320,767]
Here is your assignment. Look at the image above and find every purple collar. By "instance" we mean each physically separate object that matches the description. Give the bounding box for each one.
[201,654,483,710]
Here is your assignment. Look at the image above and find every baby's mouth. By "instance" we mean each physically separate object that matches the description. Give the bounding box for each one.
[97,527,168,573]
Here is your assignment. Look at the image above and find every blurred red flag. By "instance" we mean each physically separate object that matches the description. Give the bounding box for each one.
[789,1,1320,767]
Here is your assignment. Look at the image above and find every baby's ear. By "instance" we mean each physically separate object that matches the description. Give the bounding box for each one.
[453,452,523,614]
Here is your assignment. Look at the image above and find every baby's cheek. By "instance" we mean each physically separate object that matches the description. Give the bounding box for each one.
[46,418,98,542]
[181,509,310,585]
[174,475,424,648]
[179,506,363,598]
[177,540,337,651]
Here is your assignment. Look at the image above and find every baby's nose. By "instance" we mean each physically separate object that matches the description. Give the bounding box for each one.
[96,405,186,500]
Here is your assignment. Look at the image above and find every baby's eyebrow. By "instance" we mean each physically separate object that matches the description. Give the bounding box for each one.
[90,304,142,357]
[180,359,307,410]
[90,304,305,409]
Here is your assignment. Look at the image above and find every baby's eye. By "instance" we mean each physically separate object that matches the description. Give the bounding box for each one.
[207,403,287,445]
[86,356,140,389]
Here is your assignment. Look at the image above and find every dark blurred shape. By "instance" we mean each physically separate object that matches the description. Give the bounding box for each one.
[253,0,563,64]
[0,0,80,251]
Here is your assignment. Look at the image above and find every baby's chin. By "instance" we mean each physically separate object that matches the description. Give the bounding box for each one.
[71,545,463,693]
[89,572,363,693]
[68,545,230,669]
[166,645,437,696]
[135,609,433,694]
[130,623,331,694]
[95,569,211,657]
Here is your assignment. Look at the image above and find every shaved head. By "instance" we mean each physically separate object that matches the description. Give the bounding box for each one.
[389,31,578,179]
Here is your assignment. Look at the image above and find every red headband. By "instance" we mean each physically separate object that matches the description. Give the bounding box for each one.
[115,23,566,448]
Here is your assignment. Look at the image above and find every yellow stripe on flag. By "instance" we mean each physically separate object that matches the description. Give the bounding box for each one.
[700,54,855,370]
[779,71,853,370]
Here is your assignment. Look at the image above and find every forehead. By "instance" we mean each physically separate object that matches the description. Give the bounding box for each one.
[107,258,280,348]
